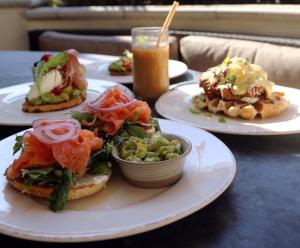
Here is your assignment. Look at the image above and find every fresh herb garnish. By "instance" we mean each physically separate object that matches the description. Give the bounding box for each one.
[126,124,148,139]
[112,119,160,146]
[149,117,161,131]
[88,142,113,175]
[218,116,227,123]
[199,93,206,102]
[68,111,94,122]
[189,107,201,115]
[20,167,74,212]
[21,167,56,193]
[223,57,231,65]
[21,167,55,181]
[89,164,111,175]
[49,168,74,212]
[227,75,237,84]
[112,130,131,146]
[13,135,24,155]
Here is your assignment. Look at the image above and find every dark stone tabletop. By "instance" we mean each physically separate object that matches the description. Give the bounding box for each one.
[0,51,300,248]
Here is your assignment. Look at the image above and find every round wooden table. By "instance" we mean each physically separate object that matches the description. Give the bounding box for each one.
[0,51,300,247]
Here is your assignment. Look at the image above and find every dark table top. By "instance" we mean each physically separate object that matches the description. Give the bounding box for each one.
[0,51,300,248]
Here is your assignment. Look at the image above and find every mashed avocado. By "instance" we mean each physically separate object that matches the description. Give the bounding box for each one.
[119,133,182,162]
[29,85,83,105]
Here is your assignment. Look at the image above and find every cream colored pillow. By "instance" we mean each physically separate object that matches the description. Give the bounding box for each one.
[180,36,300,88]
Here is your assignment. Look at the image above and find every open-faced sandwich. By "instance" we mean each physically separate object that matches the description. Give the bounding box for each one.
[108,50,133,76]
[193,57,290,119]
[23,49,87,113]
[6,119,112,212]
[71,86,159,138]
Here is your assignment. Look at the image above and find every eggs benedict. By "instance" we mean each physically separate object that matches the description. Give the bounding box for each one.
[193,57,290,119]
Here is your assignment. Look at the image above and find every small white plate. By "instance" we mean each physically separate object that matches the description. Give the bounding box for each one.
[97,60,188,84]
[0,119,236,242]
[0,79,133,126]
[155,82,300,135]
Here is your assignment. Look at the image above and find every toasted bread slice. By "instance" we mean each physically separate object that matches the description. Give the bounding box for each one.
[193,95,290,120]
[22,92,86,113]
[6,165,110,200]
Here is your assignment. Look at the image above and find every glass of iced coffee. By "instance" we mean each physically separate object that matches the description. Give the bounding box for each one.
[131,27,169,101]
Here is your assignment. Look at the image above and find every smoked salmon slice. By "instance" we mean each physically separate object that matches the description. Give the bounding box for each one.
[87,87,151,135]
[10,133,55,178]
[10,130,103,178]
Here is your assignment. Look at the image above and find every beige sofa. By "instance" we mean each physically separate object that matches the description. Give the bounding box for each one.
[180,36,300,89]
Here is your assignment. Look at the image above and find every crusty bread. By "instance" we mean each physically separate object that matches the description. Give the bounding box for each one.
[22,92,86,113]
[193,95,290,120]
[109,70,132,76]
[6,165,110,200]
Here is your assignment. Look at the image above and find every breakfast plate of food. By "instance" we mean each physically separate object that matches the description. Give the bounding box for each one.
[156,57,300,135]
[0,87,236,242]
[97,50,188,84]
[0,50,132,126]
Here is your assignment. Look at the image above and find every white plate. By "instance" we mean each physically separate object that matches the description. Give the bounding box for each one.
[0,79,133,126]
[97,60,188,84]
[0,119,236,242]
[155,82,300,135]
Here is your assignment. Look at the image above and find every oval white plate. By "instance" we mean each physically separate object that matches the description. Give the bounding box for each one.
[97,60,188,84]
[0,119,236,242]
[155,82,300,135]
[0,79,133,126]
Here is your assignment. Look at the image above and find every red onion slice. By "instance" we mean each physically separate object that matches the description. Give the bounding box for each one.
[93,99,137,112]
[87,91,108,110]
[33,119,80,128]
[33,119,81,144]
[88,87,136,112]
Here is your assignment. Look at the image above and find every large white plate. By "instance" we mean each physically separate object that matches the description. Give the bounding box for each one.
[0,119,236,242]
[155,82,300,135]
[0,79,132,126]
[97,60,188,84]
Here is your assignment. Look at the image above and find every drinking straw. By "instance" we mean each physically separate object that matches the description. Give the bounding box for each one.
[156,1,179,47]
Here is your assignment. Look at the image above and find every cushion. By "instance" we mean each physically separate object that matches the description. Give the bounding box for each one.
[38,31,178,59]
[180,36,300,88]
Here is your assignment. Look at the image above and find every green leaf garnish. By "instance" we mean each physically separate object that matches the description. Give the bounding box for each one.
[189,107,201,115]
[149,117,161,131]
[13,135,24,155]
[126,124,147,139]
[227,75,237,84]
[49,168,74,212]
[112,131,130,146]
[218,116,226,123]
[112,119,160,147]
[89,163,111,175]
[199,93,206,102]
[20,167,62,188]
[88,142,113,175]
[223,57,231,65]
[68,111,94,123]
[20,167,74,212]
